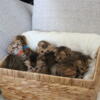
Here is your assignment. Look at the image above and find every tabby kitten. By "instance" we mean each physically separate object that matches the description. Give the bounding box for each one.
[6,35,38,71]
[51,46,91,78]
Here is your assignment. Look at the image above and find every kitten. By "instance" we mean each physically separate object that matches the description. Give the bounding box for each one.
[8,35,32,59]
[51,46,91,78]
[34,51,56,74]
[7,35,38,71]
[50,46,77,78]
[71,51,91,78]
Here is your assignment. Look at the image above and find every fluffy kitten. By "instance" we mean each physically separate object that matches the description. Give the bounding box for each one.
[51,46,91,78]
[7,35,38,71]
[71,51,91,78]
[34,51,56,74]
[50,46,77,77]
[8,35,32,59]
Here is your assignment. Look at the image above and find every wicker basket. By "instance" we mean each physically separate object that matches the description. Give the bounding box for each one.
[0,48,100,100]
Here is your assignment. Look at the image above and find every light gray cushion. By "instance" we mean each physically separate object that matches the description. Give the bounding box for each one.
[0,0,32,59]
[32,0,100,33]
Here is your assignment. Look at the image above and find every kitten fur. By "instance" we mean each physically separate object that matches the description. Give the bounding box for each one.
[34,51,56,74]
[34,55,49,74]
[51,46,91,78]
[2,54,28,71]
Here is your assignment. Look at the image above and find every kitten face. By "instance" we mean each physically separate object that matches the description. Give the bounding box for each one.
[16,35,27,46]
[8,40,23,55]
[71,51,92,75]
[37,41,50,54]
[8,35,27,55]
[37,41,56,55]
[55,46,72,63]
[56,51,68,63]
[75,59,89,75]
